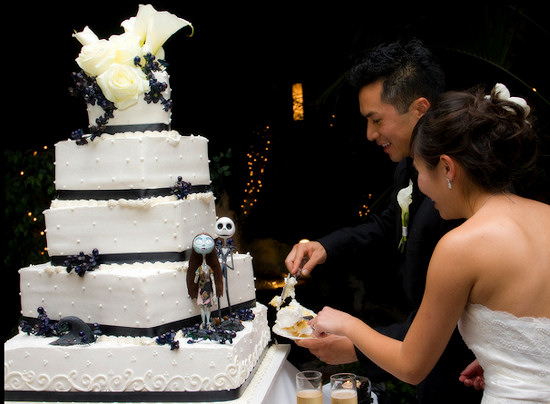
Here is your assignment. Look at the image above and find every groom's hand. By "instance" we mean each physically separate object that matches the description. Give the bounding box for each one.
[295,334,357,365]
[459,359,485,390]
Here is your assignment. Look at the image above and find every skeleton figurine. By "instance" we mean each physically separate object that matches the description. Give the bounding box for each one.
[186,233,223,329]
[215,217,236,314]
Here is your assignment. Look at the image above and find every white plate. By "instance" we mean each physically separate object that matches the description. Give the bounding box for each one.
[272,324,315,340]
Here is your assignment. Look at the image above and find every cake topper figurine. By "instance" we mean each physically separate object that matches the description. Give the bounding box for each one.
[186,233,223,329]
[215,217,237,314]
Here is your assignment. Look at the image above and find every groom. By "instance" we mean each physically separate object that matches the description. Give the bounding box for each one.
[285,39,482,403]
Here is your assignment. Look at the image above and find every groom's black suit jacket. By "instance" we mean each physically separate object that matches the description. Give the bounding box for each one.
[318,158,482,404]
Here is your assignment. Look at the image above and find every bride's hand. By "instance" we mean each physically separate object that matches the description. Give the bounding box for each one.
[459,359,485,390]
[309,306,355,338]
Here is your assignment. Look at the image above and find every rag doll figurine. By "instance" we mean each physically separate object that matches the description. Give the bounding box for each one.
[186,233,224,329]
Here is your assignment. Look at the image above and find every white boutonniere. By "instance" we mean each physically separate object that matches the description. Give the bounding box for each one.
[397,179,413,253]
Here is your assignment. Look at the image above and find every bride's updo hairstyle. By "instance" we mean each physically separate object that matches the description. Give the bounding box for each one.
[411,85,538,193]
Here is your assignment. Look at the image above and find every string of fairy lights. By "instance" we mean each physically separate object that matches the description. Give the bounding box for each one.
[240,125,272,217]
[19,146,51,258]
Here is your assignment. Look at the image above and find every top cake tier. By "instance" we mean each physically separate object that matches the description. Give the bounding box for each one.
[85,70,172,133]
[70,4,193,137]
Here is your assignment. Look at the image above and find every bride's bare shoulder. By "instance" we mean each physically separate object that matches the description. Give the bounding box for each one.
[435,196,550,263]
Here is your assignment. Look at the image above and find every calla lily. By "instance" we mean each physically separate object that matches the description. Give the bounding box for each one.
[397,179,413,252]
[122,4,193,56]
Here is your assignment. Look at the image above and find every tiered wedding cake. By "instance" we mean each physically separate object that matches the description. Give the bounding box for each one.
[4,5,270,402]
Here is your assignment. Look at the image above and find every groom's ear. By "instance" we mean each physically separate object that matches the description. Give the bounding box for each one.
[411,97,430,119]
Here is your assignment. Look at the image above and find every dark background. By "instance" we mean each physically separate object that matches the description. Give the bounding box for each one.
[4,0,549,355]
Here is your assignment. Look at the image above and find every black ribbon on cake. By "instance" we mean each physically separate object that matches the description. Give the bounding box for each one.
[50,250,192,266]
[20,299,256,337]
[97,122,171,135]
[56,184,211,200]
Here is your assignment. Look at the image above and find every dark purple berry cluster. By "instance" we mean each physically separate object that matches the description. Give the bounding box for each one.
[64,248,100,277]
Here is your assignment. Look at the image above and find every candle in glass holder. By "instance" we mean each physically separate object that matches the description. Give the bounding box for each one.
[330,373,357,404]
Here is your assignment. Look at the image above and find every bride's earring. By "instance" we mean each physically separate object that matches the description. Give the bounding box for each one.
[447,178,452,190]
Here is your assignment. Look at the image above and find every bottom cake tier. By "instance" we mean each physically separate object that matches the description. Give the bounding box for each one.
[4,304,270,402]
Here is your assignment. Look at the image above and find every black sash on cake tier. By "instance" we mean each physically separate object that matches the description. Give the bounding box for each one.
[56,185,212,200]
[50,250,191,266]
[97,123,171,134]
[20,299,257,338]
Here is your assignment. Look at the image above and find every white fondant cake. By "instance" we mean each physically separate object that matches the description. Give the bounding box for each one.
[4,5,270,402]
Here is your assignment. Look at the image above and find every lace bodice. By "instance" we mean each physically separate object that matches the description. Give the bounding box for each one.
[458,303,550,403]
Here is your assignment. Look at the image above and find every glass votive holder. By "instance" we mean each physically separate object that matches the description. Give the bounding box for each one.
[330,372,358,404]
[296,370,323,404]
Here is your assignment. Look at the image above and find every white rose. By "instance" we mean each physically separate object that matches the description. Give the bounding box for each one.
[109,32,143,66]
[73,26,99,46]
[75,39,116,77]
[96,63,150,110]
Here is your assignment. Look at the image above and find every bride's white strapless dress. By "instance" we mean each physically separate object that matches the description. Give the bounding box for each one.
[458,303,550,403]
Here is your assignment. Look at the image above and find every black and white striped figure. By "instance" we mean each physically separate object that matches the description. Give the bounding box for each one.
[215,217,236,314]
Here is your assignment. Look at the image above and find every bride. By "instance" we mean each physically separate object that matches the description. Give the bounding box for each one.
[309,84,550,403]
